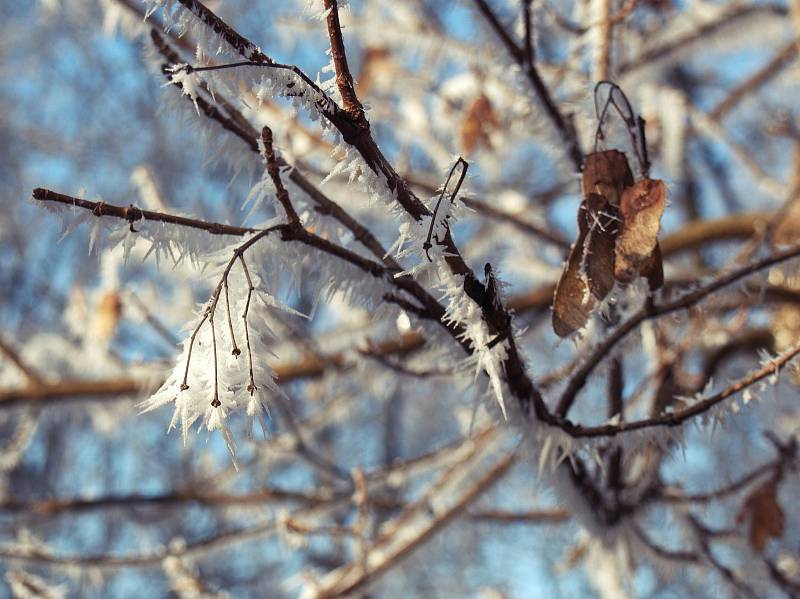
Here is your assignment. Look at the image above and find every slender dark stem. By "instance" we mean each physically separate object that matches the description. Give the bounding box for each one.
[607,357,624,490]
[184,228,277,400]
[423,158,469,261]
[33,188,255,236]
[209,311,220,408]
[521,0,534,68]
[181,311,209,390]
[223,278,240,357]
[472,0,583,171]
[238,255,257,395]
[261,126,300,225]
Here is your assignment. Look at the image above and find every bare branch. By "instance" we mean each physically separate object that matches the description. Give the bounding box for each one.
[323,0,365,119]
[32,188,256,236]
[261,126,300,225]
[471,0,583,171]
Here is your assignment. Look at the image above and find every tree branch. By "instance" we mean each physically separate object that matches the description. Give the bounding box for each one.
[323,0,365,119]
[471,0,583,171]
[557,243,800,417]
[32,188,256,236]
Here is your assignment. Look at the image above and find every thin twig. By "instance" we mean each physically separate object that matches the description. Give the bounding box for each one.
[32,188,256,236]
[323,0,365,119]
[261,126,300,224]
[550,339,800,438]
[237,255,257,395]
[0,336,41,385]
[521,0,535,69]
[472,0,583,171]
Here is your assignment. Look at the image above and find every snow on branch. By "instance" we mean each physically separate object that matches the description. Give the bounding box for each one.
[140,227,287,460]
[143,1,559,431]
[31,188,426,453]
[145,0,430,220]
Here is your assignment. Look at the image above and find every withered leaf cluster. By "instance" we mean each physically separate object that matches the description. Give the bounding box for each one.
[553,150,666,337]
[737,477,785,553]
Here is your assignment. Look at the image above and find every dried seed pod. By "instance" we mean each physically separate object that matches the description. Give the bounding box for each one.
[553,199,594,338]
[583,150,634,208]
[583,193,620,302]
[614,178,666,284]
[553,151,633,337]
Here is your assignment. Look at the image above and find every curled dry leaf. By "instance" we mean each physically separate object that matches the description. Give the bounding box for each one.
[614,178,666,285]
[552,196,620,337]
[552,153,667,336]
[583,150,634,208]
[553,204,593,338]
[736,477,785,553]
[460,93,500,155]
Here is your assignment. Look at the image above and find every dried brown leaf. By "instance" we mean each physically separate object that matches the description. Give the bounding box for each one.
[583,194,621,302]
[614,178,666,283]
[737,477,785,553]
[94,291,123,343]
[583,150,634,208]
[460,94,499,155]
[553,151,644,336]
[640,242,664,291]
[553,200,594,337]
[356,46,395,97]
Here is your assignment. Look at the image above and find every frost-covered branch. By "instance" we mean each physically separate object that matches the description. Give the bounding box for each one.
[545,340,800,441]
[260,126,300,225]
[33,188,256,236]
[556,243,800,417]
[148,0,430,220]
[150,29,397,268]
